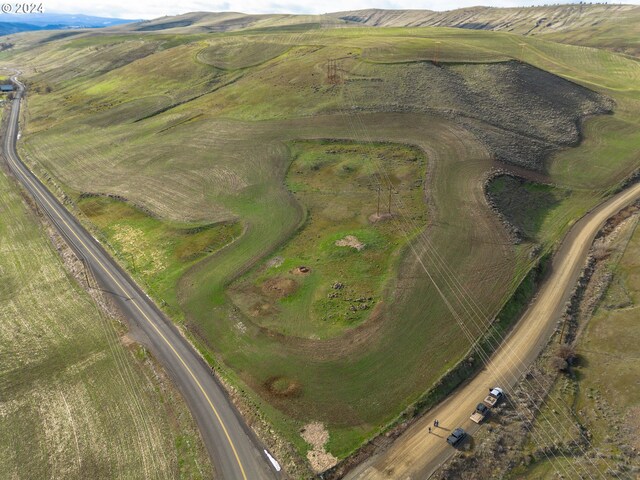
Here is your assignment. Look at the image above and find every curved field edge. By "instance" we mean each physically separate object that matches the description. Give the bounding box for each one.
[228,139,428,339]
[1,25,631,462]
[0,155,211,477]
[73,194,244,322]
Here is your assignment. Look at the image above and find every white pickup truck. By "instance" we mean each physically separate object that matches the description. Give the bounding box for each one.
[469,387,504,423]
[483,387,504,408]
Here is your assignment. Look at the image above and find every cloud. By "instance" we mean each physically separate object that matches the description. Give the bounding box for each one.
[44,0,640,20]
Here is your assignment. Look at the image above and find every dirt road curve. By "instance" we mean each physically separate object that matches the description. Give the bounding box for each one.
[347,181,640,479]
[2,74,278,480]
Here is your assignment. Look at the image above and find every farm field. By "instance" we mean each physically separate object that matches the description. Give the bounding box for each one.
[0,163,211,477]
[1,18,639,463]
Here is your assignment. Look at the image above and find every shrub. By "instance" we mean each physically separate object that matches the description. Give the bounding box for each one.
[552,343,577,372]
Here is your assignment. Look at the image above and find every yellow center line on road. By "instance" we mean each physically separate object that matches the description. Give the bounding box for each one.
[6,94,249,480]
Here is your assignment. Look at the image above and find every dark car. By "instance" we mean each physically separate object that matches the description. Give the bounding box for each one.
[446,427,467,447]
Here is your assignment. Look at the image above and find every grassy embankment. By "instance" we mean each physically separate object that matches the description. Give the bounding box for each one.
[1,26,639,459]
[0,166,211,477]
[487,176,593,247]
[76,195,242,319]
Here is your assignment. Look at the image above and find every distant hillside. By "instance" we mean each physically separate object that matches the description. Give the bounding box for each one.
[119,11,346,33]
[331,4,640,56]
[331,4,635,33]
[2,5,637,56]
[0,13,138,36]
[0,21,40,36]
[115,5,639,57]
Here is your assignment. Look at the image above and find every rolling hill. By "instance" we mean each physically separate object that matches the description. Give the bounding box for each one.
[332,4,636,34]
[332,4,640,56]
[1,5,639,474]
[105,5,640,56]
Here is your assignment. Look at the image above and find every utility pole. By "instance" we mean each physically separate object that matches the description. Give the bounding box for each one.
[519,43,526,63]
[327,58,338,84]
[388,184,393,215]
[81,257,91,289]
[558,316,567,344]
[377,184,381,217]
[433,41,441,66]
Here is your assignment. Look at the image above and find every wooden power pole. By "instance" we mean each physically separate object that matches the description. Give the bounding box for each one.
[434,41,441,66]
[327,59,340,84]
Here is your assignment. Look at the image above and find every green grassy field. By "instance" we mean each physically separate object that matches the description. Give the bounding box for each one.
[229,140,427,339]
[542,8,640,58]
[486,175,604,249]
[1,23,639,463]
[76,194,242,319]
[489,176,571,241]
[0,166,211,478]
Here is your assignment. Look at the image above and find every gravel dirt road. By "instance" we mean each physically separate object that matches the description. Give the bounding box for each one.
[347,181,640,480]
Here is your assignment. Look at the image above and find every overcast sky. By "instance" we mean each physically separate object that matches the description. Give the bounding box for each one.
[42,0,637,20]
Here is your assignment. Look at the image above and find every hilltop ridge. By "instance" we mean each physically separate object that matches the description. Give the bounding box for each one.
[108,4,640,56]
[331,4,636,34]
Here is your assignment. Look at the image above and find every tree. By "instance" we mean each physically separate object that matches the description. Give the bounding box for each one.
[550,356,568,372]
[551,343,577,372]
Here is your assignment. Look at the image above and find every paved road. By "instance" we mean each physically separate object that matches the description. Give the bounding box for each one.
[2,75,279,480]
[346,180,640,478]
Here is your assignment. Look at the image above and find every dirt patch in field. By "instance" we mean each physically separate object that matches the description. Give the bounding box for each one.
[264,376,302,398]
[291,266,311,275]
[301,422,338,473]
[261,277,298,299]
[266,256,284,269]
[368,212,394,224]
[335,235,366,251]
[249,301,278,318]
[120,334,136,347]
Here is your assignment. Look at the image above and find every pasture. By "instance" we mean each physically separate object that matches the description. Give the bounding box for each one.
[0,165,210,478]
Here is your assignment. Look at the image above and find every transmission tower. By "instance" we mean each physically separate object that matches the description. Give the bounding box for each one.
[327,58,340,84]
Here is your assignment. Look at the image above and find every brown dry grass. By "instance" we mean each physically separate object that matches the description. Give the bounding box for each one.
[0,164,211,478]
